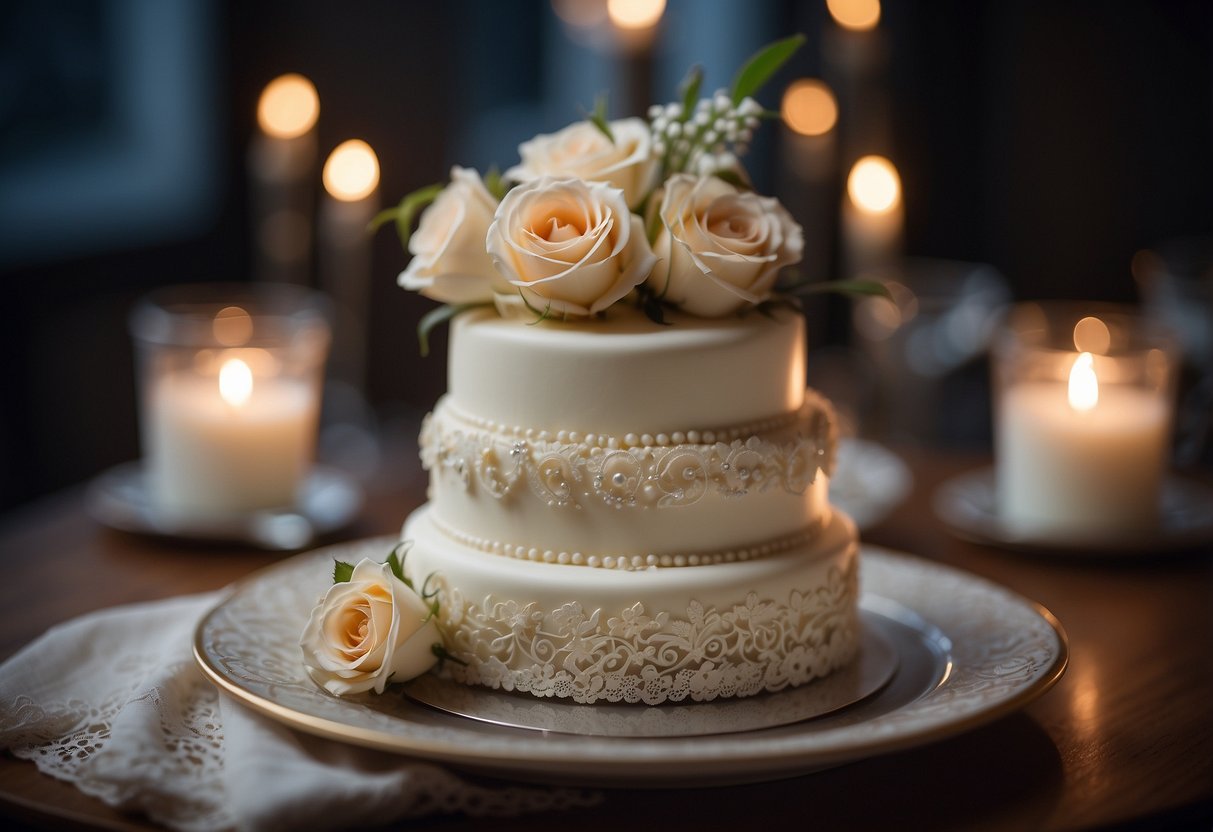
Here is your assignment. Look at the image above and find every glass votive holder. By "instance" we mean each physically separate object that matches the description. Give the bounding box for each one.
[992,302,1178,540]
[1133,235,1213,467]
[130,283,331,521]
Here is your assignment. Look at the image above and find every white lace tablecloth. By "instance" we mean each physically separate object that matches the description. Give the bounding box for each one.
[0,593,596,831]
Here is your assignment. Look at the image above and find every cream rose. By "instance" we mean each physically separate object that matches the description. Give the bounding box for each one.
[504,118,656,208]
[300,558,439,695]
[649,174,803,317]
[487,177,657,317]
[398,167,510,304]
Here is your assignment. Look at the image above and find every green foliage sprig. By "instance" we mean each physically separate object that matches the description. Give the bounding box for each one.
[417,302,494,357]
[369,184,445,250]
[730,34,806,105]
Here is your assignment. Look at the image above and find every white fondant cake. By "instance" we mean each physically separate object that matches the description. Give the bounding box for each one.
[403,306,860,704]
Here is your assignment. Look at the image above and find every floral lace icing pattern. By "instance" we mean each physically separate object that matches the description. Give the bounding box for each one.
[421,393,836,510]
[429,558,859,705]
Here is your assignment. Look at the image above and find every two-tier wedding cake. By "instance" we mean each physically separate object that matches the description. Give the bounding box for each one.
[300,36,865,705]
[401,307,858,704]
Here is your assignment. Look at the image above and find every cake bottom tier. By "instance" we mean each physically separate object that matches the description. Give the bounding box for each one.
[402,506,860,705]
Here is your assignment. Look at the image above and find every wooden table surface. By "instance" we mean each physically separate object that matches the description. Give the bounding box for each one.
[2,441,1211,831]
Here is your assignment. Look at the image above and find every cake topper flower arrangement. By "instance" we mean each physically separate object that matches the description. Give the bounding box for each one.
[373,34,883,352]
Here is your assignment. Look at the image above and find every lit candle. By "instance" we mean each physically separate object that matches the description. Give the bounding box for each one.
[824,0,883,63]
[249,74,320,285]
[606,0,665,36]
[841,155,903,277]
[318,139,380,391]
[131,286,330,522]
[605,0,666,116]
[782,79,838,183]
[146,317,321,518]
[779,79,838,284]
[822,0,891,167]
[997,316,1172,538]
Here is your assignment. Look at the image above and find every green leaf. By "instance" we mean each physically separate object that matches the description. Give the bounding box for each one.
[431,643,468,670]
[646,206,664,246]
[755,296,803,318]
[417,302,493,357]
[483,166,509,201]
[642,292,669,326]
[423,597,440,624]
[519,291,554,325]
[332,560,354,584]
[678,65,704,121]
[794,279,893,299]
[730,34,806,105]
[712,169,752,191]
[420,572,440,600]
[588,92,615,143]
[368,183,445,251]
[386,543,416,590]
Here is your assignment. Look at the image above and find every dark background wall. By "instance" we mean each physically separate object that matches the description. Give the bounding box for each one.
[1,0,1210,511]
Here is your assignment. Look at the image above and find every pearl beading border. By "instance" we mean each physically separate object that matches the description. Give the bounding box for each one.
[428,513,827,571]
[440,400,806,450]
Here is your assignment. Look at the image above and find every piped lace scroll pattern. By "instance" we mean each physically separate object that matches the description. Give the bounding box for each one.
[420,393,837,510]
[430,557,859,705]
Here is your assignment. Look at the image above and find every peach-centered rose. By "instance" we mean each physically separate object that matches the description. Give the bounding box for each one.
[398,167,510,304]
[649,174,803,317]
[487,177,657,317]
[300,558,439,695]
[505,118,656,209]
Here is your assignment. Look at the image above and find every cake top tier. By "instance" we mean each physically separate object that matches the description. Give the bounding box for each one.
[447,307,806,436]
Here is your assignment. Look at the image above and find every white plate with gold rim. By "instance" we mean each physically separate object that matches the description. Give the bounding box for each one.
[194,538,1067,787]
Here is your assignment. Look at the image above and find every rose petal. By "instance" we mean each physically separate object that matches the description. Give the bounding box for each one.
[646,174,803,317]
[397,167,506,303]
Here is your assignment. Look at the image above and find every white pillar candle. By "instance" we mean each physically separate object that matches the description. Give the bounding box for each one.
[147,354,320,518]
[779,79,838,286]
[319,139,380,392]
[822,0,892,172]
[841,155,903,277]
[249,74,320,285]
[997,352,1170,538]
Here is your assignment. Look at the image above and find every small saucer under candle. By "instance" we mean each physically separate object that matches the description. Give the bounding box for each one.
[86,462,363,551]
[932,467,1213,557]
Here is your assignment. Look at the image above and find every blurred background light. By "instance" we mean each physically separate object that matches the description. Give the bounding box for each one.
[782,79,838,137]
[257,74,320,139]
[827,0,881,32]
[322,140,380,202]
[606,0,666,30]
[848,155,901,213]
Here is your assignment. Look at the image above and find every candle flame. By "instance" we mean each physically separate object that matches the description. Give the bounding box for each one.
[219,358,254,407]
[257,74,319,139]
[847,155,901,214]
[323,139,380,201]
[782,79,838,137]
[1068,352,1098,412]
[213,306,253,347]
[827,0,881,31]
[606,0,666,29]
[1073,316,1111,354]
